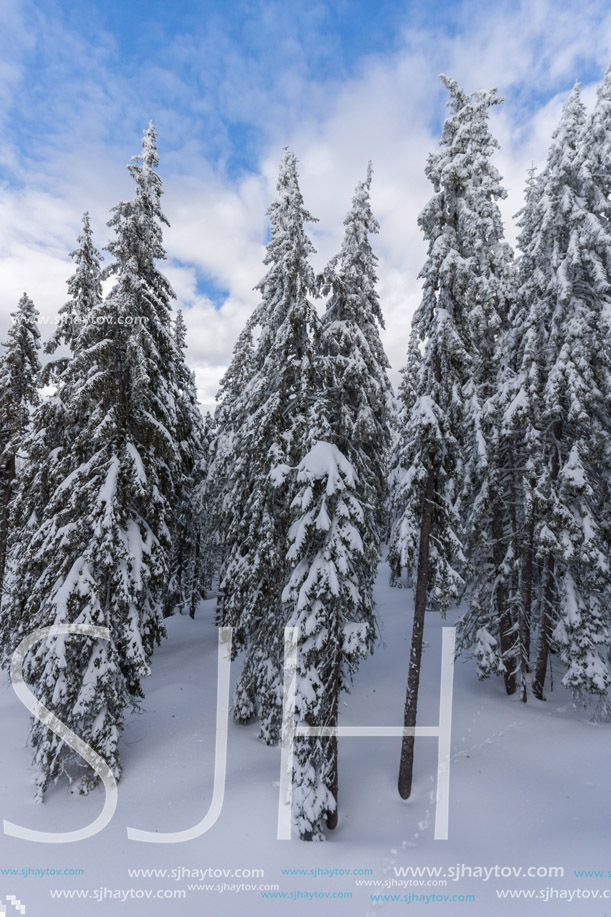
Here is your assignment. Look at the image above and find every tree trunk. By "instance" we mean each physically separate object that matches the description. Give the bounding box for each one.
[533,421,561,700]
[492,503,516,695]
[325,643,341,830]
[189,530,201,619]
[520,503,535,702]
[398,470,435,800]
[325,734,339,830]
[325,747,338,829]
[0,453,16,597]
[532,557,555,700]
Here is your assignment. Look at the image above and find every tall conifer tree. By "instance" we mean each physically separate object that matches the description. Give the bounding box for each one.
[165,310,209,618]
[282,166,392,838]
[450,82,516,697]
[215,150,320,745]
[390,76,508,797]
[45,212,103,375]
[0,294,41,595]
[517,84,611,701]
[0,124,185,796]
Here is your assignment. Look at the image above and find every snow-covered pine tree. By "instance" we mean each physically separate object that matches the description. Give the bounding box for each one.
[581,64,611,717]
[519,80,611,701]
[496,165,545,703]
[99,119,183,653]
[280,439,367,840]
[0,294,41,594]
[390,76,509,798]
[318,163,393,546]
[216,149,320,745]
[0,217,103,634]
[0,123,185,796]
[165,310,209,618]
[44,212,103,379]
[388,329,421,562]
[281,166,393,839]
[446,80,517,697]
[205,321,256,616]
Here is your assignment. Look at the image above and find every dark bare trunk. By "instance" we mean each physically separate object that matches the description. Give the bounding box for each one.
[189,530,201,619]
[520,506,535,702]
[325,718,339,830]
[325,628,341,830]
[533,421,561,700]
[0,453,16,597]
[532,557,555,700]
[492,504,516,695]
[398,470,435,800]
[325,746,338,830]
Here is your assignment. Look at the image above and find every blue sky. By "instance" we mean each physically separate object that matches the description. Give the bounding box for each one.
[1,0,611,409]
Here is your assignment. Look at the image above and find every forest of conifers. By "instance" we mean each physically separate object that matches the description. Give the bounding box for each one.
[1,63,610,841]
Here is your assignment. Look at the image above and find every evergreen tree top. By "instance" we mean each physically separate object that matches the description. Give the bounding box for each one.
[5,293,40,344]
[520,85,586,275]
[416,75,512,358]
[0,293,41,444]
[174,310,188,352]
[433,75,505,188]
[546,83,586,181]
[46,211,103,356]
[515,165,542,254]
[422,75,508,244]
[249,148,318,373]
[257,148,317,295]
[596,60,611,99]
[140,120,160,169]
[130,121,167,227]
[590,62,611,162]
[105,120,172,278]
[3,293,41,381]
[580,68,611,211]
[321,163,385,332]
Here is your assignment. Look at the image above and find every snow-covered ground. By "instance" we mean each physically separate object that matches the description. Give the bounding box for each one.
[0,560,608,916]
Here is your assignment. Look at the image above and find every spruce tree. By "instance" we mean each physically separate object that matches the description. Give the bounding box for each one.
[580,64,611,714]
[205,321,256,613]
[388,330,421,564]
[45,212,103,377]
[215,149,319,745]
[473,76,611,706]
[491,165,545,702]
[389,76,508,798]
[0,123,184,796]
[281,439,367,840]
[0,294,41,595]
[520,83,611,701]
[165,310,209,618]
[282,166,392,838]
[318,164,393,542]
[448,80,517,697]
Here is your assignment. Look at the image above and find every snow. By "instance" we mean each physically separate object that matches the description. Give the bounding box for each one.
[125,519,146,589]
[503,387,528,424]
[126,442,147,485]
[412,394,440,430]
[0,557,609,916]
[49,556,87,613]
[297,441,356,493]
[315,500,331,531]
[342,622,369,658]
[97,455,120,507]
[269,463,291,486]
